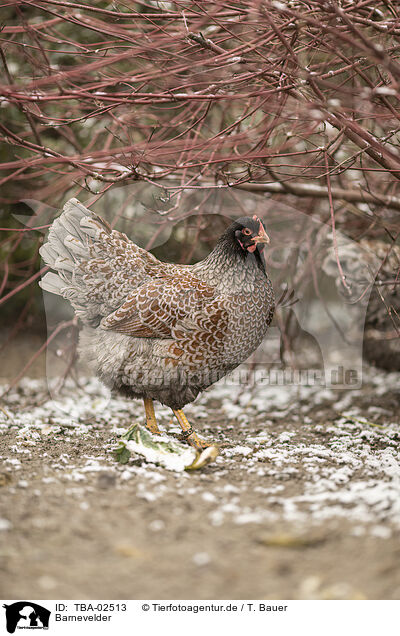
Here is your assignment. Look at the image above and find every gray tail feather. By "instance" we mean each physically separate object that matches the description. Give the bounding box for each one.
[39,198,111,325]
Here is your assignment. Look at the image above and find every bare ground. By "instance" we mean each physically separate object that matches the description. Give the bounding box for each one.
[0,348,399,600]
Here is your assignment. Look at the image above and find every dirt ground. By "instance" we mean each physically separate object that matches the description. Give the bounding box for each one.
[0,338,399,600]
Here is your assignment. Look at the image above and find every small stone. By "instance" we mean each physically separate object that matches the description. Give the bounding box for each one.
[114,544,145,558]
[97,472,117,489]
[0,473,12,487]
[149,519,165,532]
[257,531,326,548]
[299,575,321,599]
[371,525,391,539]
[192,552,211,566]
[38,575,57,591]
[0,518,12,531]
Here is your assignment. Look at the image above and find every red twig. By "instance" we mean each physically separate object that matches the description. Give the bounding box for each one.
[0,266,49,307]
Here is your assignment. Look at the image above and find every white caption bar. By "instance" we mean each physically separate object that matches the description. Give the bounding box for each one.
[2,599,399,636]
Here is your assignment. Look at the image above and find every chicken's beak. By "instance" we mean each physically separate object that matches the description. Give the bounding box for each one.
[253,223,270,245]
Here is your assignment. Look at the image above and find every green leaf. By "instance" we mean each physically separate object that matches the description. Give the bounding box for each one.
[114,444,131,464]
[115,424,218,472]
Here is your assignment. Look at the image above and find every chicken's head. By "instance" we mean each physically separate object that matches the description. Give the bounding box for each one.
[234,215,270,254]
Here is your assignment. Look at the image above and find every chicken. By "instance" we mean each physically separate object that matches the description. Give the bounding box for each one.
[39,199,275,450]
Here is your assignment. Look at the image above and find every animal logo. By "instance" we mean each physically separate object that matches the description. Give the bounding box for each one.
[3,602,50,634]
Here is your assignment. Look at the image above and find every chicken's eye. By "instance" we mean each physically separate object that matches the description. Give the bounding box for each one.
[242,228,252,236]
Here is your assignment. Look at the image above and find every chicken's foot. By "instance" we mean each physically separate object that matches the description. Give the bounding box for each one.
[143,398,161,434]
[173,409,211,450]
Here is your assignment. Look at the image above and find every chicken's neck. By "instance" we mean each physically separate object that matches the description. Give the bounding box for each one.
[192,235,267,292]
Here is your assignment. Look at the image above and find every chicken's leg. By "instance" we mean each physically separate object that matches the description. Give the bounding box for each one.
[173,409,210,450]
[144,398,161,434]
